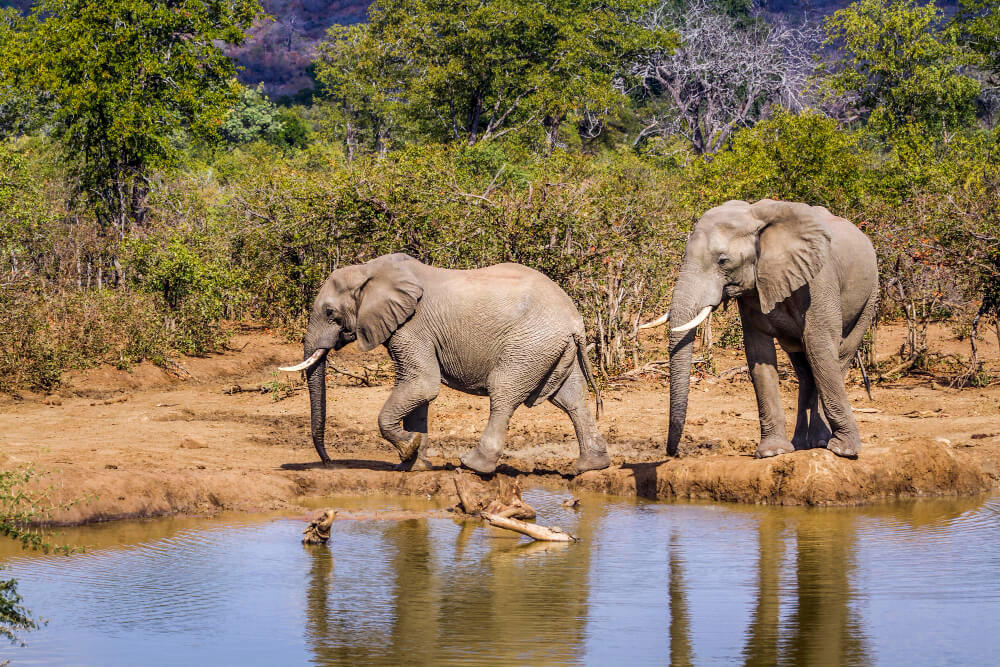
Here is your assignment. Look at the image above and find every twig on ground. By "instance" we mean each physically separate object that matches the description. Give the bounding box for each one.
[328,365,372,386]
[719,364,748,380]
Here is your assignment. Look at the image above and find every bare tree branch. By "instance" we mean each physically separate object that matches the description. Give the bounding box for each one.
[627,1,820,154]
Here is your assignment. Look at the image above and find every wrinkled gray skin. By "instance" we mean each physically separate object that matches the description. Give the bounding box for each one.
[666,199,878,459]
[295,253,609,475]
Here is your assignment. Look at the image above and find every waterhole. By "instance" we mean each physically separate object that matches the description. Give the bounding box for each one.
[2,491,998,665]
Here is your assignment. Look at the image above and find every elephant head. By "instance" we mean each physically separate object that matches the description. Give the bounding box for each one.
[280,254,423,463]
[665,199,832,455]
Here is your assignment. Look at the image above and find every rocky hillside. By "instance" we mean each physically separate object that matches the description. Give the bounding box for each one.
[229,0,371,98]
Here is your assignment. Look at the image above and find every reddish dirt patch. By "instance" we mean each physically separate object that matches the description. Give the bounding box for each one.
[1,324,998,524]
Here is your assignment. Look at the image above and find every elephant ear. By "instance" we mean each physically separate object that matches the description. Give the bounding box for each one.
[752,199,832,314]
[355,258,424,352]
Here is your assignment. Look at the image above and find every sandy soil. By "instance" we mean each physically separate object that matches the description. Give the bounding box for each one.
[2,322,998,524]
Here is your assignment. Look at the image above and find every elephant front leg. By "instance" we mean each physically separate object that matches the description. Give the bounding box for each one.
[399,404,434,472]
[803,332,862,458]
[378,380,438,465]
[742,318,794,459]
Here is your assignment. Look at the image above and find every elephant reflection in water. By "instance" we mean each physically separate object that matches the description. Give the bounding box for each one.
[304,519,440,664]
[742,511,870,666]
[668,531,694,667]
[303,504,600,664]
[438,500,602,662]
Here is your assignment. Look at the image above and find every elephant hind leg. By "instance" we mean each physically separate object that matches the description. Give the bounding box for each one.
[550,366,610,474]
[459,397,517,475]
[787,351,831,450]
[839,290,878,365]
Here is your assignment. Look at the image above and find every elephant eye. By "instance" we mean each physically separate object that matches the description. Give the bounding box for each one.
[717,253,729,266]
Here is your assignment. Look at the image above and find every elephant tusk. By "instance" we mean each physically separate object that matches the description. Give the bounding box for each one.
[638,310,670,329]
[670,306,712,333]
[279,348,327,372]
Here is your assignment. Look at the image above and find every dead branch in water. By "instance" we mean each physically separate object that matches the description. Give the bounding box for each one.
[481,512,578,542]
[453,472,536,520]
[302,509,337,545]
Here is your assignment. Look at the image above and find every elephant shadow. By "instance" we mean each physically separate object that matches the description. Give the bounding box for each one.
[280,459,400,471]
[620,461,666,499]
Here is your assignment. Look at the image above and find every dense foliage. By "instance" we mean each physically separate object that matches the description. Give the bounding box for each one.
[1,0,999,393]
[314,0,673,153]
[5,0,263,235]
[0,466,75,644]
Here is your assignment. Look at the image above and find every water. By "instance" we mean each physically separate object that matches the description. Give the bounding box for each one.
[2,492,999,665]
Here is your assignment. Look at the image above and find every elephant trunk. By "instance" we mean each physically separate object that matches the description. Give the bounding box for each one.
[305,342,331,464]
[667,271,708,457]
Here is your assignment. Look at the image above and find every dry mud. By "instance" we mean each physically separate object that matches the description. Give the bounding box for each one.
[2,324,998,524]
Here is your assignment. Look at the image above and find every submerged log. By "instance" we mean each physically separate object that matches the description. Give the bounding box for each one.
[481,512,578,542]
[302,509,337,544]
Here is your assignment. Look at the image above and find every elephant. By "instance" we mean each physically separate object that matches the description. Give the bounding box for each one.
[643,199,878,459]
[280,253,610,475]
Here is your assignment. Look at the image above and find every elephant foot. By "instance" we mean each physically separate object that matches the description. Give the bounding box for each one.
[395,454,433,472]
[459,447,499,475]
[827,434,860,459]
[794,436,829,450]
[573,451,611,475]
[395,432,424,464]
[755,438,795,459]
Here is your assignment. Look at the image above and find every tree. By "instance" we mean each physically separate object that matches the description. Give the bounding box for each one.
[314,0,671,151]
[822,0,980,136]
[956,0,1000,125]
[314,23,408,159]
[0,8,33,136]
[222,84,286,145]
[12,0,263,236]
[628,0,818,154]
[957,0,1000,76]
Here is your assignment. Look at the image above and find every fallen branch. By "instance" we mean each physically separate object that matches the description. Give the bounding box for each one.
[222,384,307,396]
[719,364,748,380]
[609,359,669,381]
[481,512,577,542]
[329,365,372,387]
[879,358,914,378]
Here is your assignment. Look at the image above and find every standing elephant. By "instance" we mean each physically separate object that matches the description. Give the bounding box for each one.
[280,253,610,475]
[644,199,878,459]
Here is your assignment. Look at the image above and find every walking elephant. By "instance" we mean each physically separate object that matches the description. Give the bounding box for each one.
[279,253,610,475]
[643,199,878,459]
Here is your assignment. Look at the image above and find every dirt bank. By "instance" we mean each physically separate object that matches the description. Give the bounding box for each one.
[2,323,998,524]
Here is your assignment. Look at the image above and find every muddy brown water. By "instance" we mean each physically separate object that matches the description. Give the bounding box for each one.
[2,491,999,665]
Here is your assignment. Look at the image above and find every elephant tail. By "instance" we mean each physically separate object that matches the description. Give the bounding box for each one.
[574,333,603,419]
